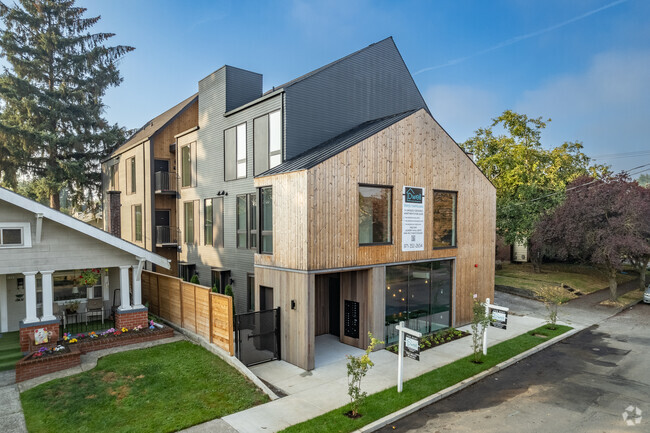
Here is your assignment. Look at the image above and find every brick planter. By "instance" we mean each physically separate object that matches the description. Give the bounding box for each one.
[16,346,81,383]
[115,308,149,330]
[72,326,174,354]
[19,320,60,353]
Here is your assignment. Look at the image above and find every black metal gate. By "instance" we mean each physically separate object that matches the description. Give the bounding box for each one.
[235,308,280,367]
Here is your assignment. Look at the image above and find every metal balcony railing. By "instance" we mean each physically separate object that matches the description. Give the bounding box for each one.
[155,226,180,247]
[154,171,178,194]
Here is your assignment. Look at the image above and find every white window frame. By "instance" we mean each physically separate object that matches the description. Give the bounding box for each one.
[236,123,247,179]
[0,222,31,248]
[269,110,282,169]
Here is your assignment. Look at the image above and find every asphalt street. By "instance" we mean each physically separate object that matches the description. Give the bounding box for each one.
[377,302,650,433]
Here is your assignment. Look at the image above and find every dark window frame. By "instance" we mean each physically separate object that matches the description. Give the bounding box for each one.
[204,198,213,246]
[184,201,195,244]
[248,193,258,251]
[253,109,283,176]
[358,183,393,246]
[432,190,458,250]
[259,186,273,254]
[236,194,248,249]
[247,273,255,312]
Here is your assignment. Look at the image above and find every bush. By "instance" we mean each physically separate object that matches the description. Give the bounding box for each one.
[224,284,235,317]
[190,274,200,285]
[535,285,568,329]
[346,333,382,417]
[470,295,491,363]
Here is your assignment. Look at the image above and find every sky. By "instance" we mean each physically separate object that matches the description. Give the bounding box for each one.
[79,0,650,174]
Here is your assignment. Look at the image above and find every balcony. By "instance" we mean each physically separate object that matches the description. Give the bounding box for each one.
[154,171,178,195]
[155,226,180,247]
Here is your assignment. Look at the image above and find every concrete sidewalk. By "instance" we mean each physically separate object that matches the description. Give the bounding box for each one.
[209,314,551,433]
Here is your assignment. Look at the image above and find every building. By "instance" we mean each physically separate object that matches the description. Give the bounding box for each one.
[0,186,169,351]
[103,37,495,370]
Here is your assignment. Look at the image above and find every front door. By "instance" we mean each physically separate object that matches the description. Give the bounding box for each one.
[155,210,170,227]
[260,286,273,310]
[154,159,169,173]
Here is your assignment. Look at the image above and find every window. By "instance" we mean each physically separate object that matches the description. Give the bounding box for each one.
[249,193,257,250]
[225,123,247,180]
[129,157,136,194]
[358,185,392,245]
[236,195,247,248]
[133,205,143,242]
[109,164,118,190]
[0,223,30,248]
[254,110,282,175]
[247,274,255,312]
[260,187,273,254]
[433,191,457,248]
[204,199,213,246]
[181,144,192,187]
[184,201,194,244]
[214,197,224,248]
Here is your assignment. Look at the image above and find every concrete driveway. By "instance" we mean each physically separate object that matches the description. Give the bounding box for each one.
[376,302,650,433]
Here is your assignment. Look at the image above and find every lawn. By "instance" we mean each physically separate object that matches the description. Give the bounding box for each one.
[495,262,639,297]
[21,341,269,433]
[0,331,22,372]
[281,324,572,433]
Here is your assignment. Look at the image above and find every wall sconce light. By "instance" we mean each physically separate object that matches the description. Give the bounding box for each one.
[291,300,296,310]
[229,278,235,285]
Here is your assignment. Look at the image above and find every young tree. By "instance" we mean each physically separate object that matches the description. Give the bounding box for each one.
[462,110,608,246]
[532,175,650,300]
[0,0,133,209]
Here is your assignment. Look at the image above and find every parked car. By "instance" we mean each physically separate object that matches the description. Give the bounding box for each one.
[644,284,650,304]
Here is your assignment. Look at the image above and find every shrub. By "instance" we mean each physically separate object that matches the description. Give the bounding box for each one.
[224,284,235,317]
[470,295,491,363]
[346,333,383,417]
[190,274,200,284]
[535,285,568,329]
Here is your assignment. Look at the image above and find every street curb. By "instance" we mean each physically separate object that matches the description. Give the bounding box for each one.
[355,327,582,433]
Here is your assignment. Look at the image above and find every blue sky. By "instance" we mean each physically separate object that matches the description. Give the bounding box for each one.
[81,0,650,174]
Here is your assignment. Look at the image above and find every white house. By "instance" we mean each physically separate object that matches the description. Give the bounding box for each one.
[0,187,169,351]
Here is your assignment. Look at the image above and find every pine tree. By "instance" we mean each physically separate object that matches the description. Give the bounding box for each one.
[0,0,133,209]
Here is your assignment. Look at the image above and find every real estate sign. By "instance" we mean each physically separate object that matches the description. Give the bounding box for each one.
[402,186,425,251]
[404,333,421,361]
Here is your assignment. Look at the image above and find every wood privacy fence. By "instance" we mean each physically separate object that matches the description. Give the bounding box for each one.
[141,270,234,355]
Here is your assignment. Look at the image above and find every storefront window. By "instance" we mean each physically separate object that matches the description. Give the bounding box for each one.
[385,260,453,345]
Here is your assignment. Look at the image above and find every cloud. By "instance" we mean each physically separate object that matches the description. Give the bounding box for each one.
[424,84,503,143]
[515,49,650,169]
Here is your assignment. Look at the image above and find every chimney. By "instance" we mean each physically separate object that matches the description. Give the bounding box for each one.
[106,190,122,238]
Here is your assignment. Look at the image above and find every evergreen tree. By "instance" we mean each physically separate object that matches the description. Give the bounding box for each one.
[0,0,133,209]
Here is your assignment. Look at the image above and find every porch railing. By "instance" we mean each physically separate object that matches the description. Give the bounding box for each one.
[155,226,180,246]
[154,171,178,194]
[60,311,115,335]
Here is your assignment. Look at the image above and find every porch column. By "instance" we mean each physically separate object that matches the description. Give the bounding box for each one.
[132,258,145,309]
[40,270,56,321]
[102,268,110,301]
[0,275,7,332]
[118,265,132,311]
[23,271,39,324]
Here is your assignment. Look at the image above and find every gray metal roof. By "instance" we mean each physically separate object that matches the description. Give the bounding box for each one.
[257,109,417,177]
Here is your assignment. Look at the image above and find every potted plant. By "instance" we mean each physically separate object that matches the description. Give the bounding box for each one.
[65,300,80,315]
[77,268,100,287]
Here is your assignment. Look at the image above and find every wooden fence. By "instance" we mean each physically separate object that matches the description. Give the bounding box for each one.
[141,270,234,355]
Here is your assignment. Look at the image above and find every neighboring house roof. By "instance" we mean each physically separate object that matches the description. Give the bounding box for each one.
[108,93,198,159]
[257,110,417,177]
[0,187,170,269]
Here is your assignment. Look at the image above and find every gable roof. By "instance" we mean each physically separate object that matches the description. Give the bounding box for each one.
[109,93,198,158]
[0,187,170,269]
[257,110,417,177]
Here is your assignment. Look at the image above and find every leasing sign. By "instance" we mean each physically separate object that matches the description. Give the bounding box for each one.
[402,186,425,251]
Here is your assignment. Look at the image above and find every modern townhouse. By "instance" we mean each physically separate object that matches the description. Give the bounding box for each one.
[103,37,496,370]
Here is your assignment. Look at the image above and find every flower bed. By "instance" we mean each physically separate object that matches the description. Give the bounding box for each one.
[386,327,470,354]
[15,322,174,382]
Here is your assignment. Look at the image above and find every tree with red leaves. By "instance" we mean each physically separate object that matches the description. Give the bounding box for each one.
[532,174,650,300]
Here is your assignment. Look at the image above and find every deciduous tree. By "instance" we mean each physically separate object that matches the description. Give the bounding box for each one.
[532,175,650,300]
[0,0,133,209]
[462,110,608,246]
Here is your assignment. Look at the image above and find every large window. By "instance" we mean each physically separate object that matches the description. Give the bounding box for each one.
[236,195,247,248]
[260,187,273,254]
[181,144,193,188]
[433,191,457,248]
[129,157,136,194]
[249,193,258,250]
[204,199,213,246]
[184,201,195,244]
[385,260,453,345]
[225,123,247,180]
[254,110,282,175]
[247,274,255,312]
[0,223,30,248]
[358,185,392,245]
[133,205,143,242]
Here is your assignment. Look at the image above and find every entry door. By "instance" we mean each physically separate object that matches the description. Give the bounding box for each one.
[155,210,170,227]
[328,276,340,336]
[260,286,273,310]
[154,159,169,173]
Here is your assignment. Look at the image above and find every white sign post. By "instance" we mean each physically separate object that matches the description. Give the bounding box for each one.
[395,321,422,393]
[401,186,425,251]
[482,298,510,356]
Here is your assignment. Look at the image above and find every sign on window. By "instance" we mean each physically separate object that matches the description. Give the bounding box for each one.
[401,186,425,251]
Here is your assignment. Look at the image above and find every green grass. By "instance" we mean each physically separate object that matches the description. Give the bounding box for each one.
[496,263,637,295]
[21,341,269,433]
[0,331,22,371]
[281,324,572,433]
